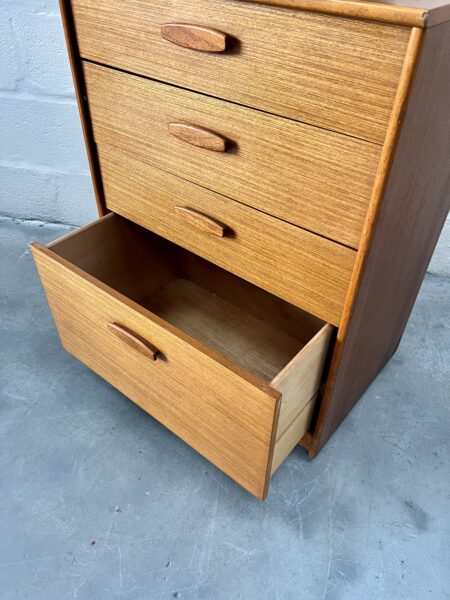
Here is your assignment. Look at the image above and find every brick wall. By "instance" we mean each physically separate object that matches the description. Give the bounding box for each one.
[0,0,96,225]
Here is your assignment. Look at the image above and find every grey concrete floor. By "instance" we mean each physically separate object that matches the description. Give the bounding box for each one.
[1,216,449,600]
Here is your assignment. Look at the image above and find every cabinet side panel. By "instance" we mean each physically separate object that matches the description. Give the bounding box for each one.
[59,0,106,214]
[311,21,450,454]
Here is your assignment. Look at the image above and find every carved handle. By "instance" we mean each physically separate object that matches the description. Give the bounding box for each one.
[107,322,160,360]
[161,23,227,53]
[168,122,227,152]
[174,206,227,237]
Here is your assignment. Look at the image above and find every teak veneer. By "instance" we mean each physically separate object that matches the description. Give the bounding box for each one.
[33,0,450,498]
[71,0,411,142]
[32,214,332,499]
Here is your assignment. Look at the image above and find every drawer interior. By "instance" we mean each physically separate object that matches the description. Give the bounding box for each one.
[41,213,334,489]
[49,213,327,384]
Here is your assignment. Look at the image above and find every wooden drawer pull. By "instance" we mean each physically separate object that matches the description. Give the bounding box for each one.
[107,322,160,360]
[174,206,227,237]
[168,122,227,152]
[161,23,227,53]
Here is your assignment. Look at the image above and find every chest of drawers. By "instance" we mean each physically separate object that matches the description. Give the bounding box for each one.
[32,0,450,499]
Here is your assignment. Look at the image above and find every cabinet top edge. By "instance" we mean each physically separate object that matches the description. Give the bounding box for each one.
[239,0,450,28]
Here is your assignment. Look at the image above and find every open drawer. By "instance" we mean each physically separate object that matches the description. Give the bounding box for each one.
[32,213,333,499]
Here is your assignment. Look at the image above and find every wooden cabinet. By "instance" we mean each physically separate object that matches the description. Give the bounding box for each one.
[33,0,450,499]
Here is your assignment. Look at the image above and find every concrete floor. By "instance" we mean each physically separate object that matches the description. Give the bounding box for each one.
[1,216,449,600]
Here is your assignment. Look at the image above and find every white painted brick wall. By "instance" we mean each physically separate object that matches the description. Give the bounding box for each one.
[0,0,96,225]
[0,1,448,273]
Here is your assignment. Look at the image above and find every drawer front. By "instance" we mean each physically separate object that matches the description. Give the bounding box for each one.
[85,62,381,249]
[72,0,410,142]
[98,144,356,326]
[32,242,281,500]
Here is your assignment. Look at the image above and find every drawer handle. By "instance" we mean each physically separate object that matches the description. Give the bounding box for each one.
[168,122,227,152]
[174,206,227,237]
[107,322,160,361]
[161,23,227,53]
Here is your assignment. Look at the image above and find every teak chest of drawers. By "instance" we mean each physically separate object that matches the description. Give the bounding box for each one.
[32,0,450,499]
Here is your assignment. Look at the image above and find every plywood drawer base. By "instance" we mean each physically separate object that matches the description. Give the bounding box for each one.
[32,213,333,499]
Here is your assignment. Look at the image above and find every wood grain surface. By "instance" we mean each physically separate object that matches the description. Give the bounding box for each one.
[142,278,303,383]
[310,23,450,454]
[161,23,228,52]
[84,62,380,249]
[71,0,410,142]
[98,144,357,325]
[271,324,333,468]
[50,0,450,478]
[179,251,327,345]
[106,322,160,360]
[168,122,227,152]
[271,395,316,474]
[58,0,106,214]
[32,244,280,499]
[173,206,227,237]
[32,214,333,498]
[238,0,450,27]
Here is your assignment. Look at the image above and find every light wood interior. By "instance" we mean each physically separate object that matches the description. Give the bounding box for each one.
[50,213,325,383]
[143,279,301,382]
